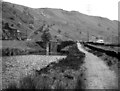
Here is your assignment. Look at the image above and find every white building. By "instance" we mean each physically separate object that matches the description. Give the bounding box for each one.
[96,39,104,43]
[26,38,31,41]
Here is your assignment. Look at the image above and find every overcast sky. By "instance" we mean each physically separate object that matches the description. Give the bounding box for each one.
[3,0,119,20]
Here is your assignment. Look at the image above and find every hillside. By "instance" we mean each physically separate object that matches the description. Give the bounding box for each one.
[1,1,119,43]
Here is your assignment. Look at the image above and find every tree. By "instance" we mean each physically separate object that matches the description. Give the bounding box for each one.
[41,28,52,55]
[58,29,61,34]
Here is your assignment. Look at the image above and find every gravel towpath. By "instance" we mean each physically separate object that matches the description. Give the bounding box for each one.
[77,42,118,89]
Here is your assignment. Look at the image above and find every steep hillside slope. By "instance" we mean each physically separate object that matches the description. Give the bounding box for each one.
[1,1,119,43]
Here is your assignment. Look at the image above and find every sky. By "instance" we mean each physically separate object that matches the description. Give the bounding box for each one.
[3,0,119,20]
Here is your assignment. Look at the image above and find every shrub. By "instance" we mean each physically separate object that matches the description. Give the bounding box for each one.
[5,83,17,90]
[34,75,52,89]
[19,76,35,89]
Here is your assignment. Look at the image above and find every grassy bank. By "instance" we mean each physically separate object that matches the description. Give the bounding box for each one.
[1,55,66,90]
[2,45,86,90]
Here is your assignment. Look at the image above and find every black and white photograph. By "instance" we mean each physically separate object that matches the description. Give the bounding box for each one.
[0,0,119,90]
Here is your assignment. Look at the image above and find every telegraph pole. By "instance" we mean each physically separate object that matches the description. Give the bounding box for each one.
[87,4,91,15]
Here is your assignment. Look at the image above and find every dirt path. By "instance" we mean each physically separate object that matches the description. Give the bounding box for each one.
[77,42,118,89]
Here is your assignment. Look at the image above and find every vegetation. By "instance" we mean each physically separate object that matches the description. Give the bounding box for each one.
[1,2,119,44]
[41,26,52,55]
[58,29,61,34]
[1,1,119,90]
[1,48,28,56]
[85,46,118,69]
[3,45,86,90]
[1,48,46,57]
[2,22,27,40]
[41,28,52,43]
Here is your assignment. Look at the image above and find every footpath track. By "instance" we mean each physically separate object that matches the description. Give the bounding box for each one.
[77,42,118,89]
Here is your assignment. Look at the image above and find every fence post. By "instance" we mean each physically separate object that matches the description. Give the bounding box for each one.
[46,42,49,55]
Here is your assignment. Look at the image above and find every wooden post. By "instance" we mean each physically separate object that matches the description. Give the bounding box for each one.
[46,42,49,55]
